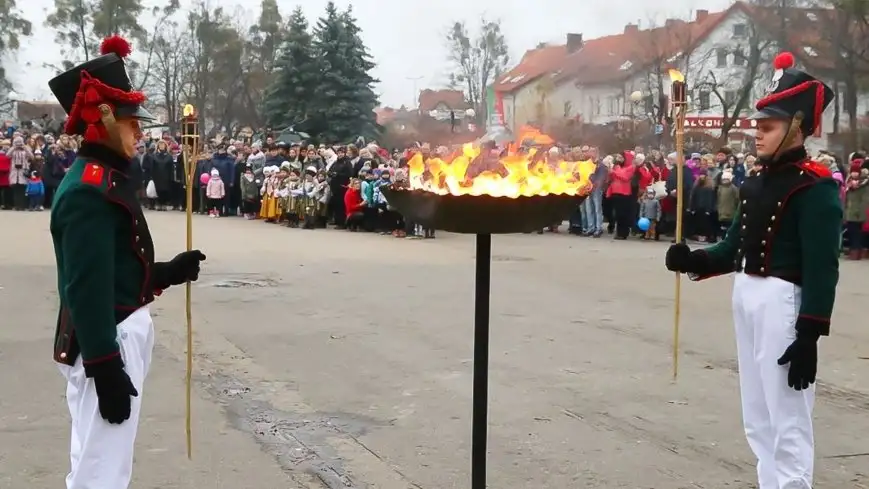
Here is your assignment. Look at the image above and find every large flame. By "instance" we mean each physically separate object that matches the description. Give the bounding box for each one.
[405,127,595,198]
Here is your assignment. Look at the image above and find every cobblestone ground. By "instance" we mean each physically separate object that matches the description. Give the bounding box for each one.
[1,210,867,489]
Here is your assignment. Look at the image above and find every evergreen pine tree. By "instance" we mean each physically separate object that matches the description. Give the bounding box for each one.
[340,6,379,138]
[309,2,379,142]
[261,6,318,129]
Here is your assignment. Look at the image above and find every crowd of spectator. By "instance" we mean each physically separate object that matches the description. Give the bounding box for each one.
[1,127,868,258]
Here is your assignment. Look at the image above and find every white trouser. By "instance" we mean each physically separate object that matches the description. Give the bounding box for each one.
[732,273,814,489]
[57,306,155,489]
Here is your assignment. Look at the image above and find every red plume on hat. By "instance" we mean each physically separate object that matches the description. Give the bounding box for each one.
[63,35,147,142]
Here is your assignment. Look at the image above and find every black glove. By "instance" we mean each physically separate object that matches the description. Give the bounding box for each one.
[777,331,820,391]
[86,357,139,424]
[152,250,207,289]
[665,242,702,273]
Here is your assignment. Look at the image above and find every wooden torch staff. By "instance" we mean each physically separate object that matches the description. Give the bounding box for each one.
[180,104,198,459]
[669,70,687,381]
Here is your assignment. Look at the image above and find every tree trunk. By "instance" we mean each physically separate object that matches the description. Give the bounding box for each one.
[845,76,859,154]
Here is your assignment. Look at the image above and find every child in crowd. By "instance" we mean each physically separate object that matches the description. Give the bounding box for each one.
[300,166,317,229]
[373,168,395,233]
[639,187,660,240]
[844,167,869,259]
[716,169,739,240]
[360,169,377,231]
[344,178,365,231]
[310,170,330,228]
[688,169,717,243]
[282,164,301,227]
[205,168,225,218]
[25,170,44,211]
[239,165,258,219]
[259,166,278,221]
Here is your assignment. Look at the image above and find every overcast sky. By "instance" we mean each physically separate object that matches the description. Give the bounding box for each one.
[7,0,733,107]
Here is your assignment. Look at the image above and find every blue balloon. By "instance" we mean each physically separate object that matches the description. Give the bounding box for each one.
[637,217,651,231]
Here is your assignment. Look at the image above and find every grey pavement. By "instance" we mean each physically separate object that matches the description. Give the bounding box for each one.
[1,210,867,489]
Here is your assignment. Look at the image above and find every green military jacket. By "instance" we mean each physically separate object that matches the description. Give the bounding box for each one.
[51,143,170,368]
[691,147,841,336]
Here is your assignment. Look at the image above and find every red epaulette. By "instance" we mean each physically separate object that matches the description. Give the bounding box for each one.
[81,162,106,186]
[799,160,832,178]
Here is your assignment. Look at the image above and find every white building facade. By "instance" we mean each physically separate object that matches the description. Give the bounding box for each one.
[538,4,869,152]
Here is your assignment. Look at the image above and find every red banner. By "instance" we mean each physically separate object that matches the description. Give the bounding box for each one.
[684,117,757,130]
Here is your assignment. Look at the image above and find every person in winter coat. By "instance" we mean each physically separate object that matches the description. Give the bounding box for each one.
[344,178,365,231]
[169,143,185,210]
[7,136,33,210]
[239,165,259,219]
[25,171,45,210]
[844,168,869,260]
[144,140,175,210]
[43,145,68,208]
[0,146,11,209]
[608,151,637,240]
[209,144,235,215]
[205,168,226,218]
[246,143,266,179]
[688,170,717,243]
[639,187,661,240]
[716,170,740,240]
[328,151,354,228]
[193,152,213,214]
[665,154,695,241]
[229,147,245,216]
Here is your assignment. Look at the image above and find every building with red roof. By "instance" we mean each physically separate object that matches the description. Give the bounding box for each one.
[494,1,869,151]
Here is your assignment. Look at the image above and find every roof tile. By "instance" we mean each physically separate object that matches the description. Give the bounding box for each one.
[417,89,470,112]
[494,44,568,92]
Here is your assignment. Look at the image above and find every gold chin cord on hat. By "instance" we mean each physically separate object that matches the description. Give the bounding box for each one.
[98,103,125,154]
[771,111,804,162]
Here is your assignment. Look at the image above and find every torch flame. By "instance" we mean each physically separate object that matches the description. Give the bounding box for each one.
[182,104,195,117]
[405,127,595,198]
[668,69,685,83]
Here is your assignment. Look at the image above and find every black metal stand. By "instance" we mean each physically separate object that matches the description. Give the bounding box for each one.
[472,233,491,489]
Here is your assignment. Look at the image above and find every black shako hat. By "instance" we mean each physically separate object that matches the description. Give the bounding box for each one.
[749,51,834,137]
[48,35,154,142]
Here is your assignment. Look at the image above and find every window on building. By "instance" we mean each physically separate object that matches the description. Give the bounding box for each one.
[716,48,728,67]
[732,23,746,37]
[595,97,601,115]
[610,96,619,115]
[725,90,738,107]
[733,48,746,66]
[563,101,572,118]
[699,90,711,111]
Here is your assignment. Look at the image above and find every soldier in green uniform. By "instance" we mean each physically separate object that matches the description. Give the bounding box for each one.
[665,52,839,489]
[48,35,207,489]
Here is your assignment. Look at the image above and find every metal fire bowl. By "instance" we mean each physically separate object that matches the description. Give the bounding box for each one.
[381,187,587,234]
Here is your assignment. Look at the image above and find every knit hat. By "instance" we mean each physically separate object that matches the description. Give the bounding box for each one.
[210,169,219,177]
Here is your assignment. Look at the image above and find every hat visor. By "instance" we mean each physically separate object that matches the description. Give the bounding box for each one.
[748,106,791,120]
[116,104,156,122]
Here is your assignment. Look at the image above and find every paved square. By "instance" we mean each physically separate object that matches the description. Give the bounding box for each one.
[1,210,867,488]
